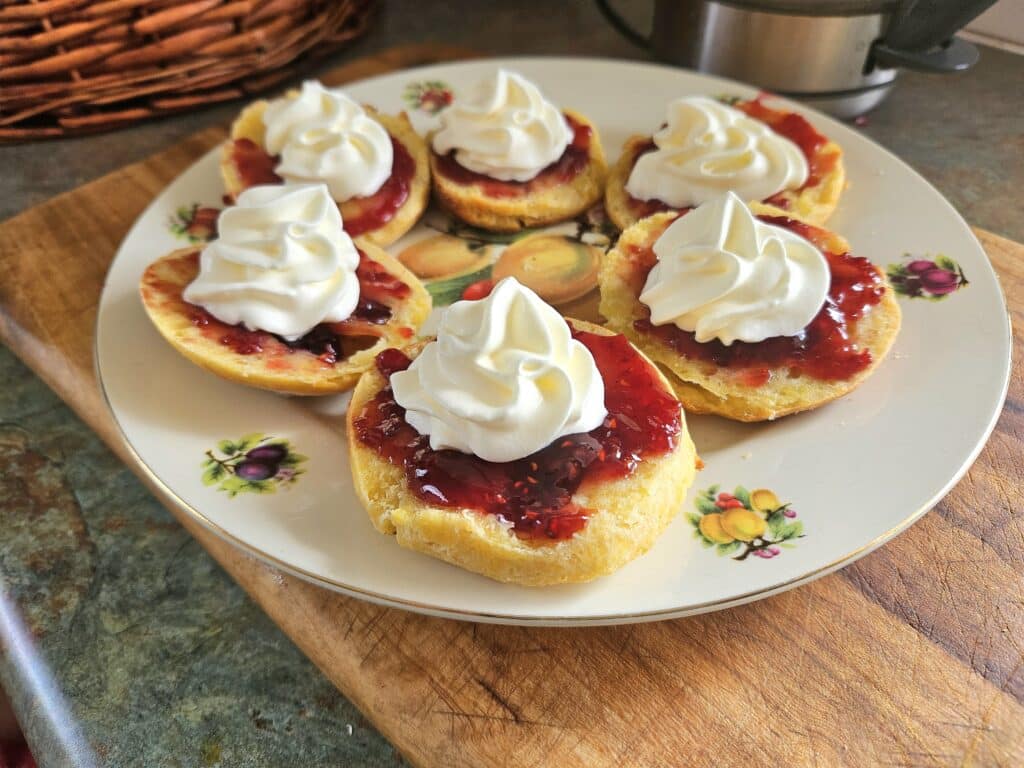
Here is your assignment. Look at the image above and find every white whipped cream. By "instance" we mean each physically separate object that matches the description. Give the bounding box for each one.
[432,69,572,182]
[261,80,393,201]
[626,96,808,208]
[640,192,829,345]
[183,184,361,341]
[391,277,607,463]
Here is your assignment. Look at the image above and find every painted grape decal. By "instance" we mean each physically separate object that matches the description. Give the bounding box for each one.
[887,254,968,300]
[201,434,306,497]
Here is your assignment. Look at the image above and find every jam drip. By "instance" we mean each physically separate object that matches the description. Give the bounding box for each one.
[433,114,592,198]
[736,98,832,188]
[625,98,837,216]
[228,136,415,235]
[187,251,409,364]
[230,138,282,187]
[354,327,682,541]
[634,215,885,383]
[341,137,415,235]
[736,97,838,207]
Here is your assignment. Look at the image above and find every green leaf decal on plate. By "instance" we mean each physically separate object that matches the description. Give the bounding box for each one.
[426,264,493,307]
[733,485,751,508]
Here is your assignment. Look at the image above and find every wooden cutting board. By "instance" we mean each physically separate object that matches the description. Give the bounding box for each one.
[2,44,1023,768]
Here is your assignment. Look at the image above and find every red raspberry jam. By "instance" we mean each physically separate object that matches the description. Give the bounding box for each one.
[625,98,837,217]
[229,138,281,187]
[736,97,836,189]
[339,137,415,236]
[632,215,885,383]
[353,326,682,541]
[185,251,410,365]
[227,135,416,235]
[432,114,592,199]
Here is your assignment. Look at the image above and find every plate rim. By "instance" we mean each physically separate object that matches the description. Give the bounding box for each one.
[94,56,1014,626]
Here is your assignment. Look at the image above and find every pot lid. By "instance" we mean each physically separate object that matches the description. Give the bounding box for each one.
[717,0,897,15]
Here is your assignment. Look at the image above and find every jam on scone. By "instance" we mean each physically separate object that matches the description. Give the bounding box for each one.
[428,69,607,232]
[140,184,430,395]
[605,96,845,230]
[598,192,900,421]
[221,80,430,246]
[346,278,698,585]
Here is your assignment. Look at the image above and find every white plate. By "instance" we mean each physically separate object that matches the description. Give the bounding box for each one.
[96,58,1011,625]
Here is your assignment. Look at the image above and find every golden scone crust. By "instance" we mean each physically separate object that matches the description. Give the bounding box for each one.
[603,103,846,231]
[598,208,901,422]
[345,320,698,586]
[773,138,845,227]
[140,243,431,396]
[427,109,607,232]
[604,133,662,232]
[221,98,430,247]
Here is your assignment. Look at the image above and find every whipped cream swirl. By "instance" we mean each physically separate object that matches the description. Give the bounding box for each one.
[432,69,572,182]
[640,192,829,345]
[183,184,361,341]
[391,278,607,463]
[262,80,393,201]
[626,96,809,208]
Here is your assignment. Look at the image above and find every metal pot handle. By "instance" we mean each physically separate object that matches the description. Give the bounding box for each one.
[871,0,996,73]
[595,0,650,49]
[872,36,979,73]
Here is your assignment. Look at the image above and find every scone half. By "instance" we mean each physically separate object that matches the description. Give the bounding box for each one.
[605,98,845,231]
[140,242,431,395]
[346,319,698,586]
[428,109,607,233]
[598,208,901,422]
[221,99,430,247]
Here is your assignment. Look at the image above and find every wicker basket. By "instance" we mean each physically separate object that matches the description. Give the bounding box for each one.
[0,0,376,141]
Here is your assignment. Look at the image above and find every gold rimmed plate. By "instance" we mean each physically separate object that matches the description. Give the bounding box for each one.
[96,58,1010,625]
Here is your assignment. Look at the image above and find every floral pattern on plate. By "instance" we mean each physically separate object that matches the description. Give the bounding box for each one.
[202,434,306,497]
[887,254,968,300]
[168,203,220,243]
[402,80,454,114]
[689,485,804,560]
[394,204,616,321]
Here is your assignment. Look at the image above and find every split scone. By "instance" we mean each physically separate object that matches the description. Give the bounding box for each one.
[221,80,430,246]
[598,192,900,422]
[141,184,430,396]
[347,277,697,586]
[605,95,845,231]
[428,69,607,232]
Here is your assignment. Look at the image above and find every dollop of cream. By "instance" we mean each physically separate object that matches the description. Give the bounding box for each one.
[391,278,607,463]
[183,184,361,341]
[432,69,572,182]
[640,192,829,345]
[626,96,809,208]
[262,80,393,201]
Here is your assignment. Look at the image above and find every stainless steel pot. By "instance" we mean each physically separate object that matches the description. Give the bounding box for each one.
[597,0,997,117]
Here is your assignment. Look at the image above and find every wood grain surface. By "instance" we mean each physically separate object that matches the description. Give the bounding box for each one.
[2,45,1022,768]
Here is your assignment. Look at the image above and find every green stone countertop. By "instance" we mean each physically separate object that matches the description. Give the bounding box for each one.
[1,2,1022,765]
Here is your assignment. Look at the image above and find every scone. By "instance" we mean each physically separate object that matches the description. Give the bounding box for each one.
[598,193,900,422]
[141,185,430,396]
[221,80,430,246]
[605,95,845,231]
[428,69,607,232]
[346,278,697,586]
